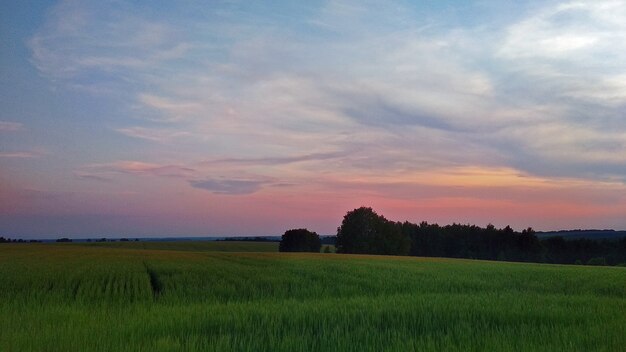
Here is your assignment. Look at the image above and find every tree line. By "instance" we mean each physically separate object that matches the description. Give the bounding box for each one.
[280,207,626,266]
[0,237,41,243]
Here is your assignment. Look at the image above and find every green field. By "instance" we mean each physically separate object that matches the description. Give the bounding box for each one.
[81,240,279,252]
[1,242,624,351]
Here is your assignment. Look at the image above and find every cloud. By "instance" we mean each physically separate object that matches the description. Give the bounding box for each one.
[482,0,626,180]
[0,121,23,132]
[29,0,626,187]
[189,178,267,195]
[322,165,626,205]
[136,94,204,122]
[0,152,41,158]
[499,1,626,60]
[115,161,192,176]
[497,0,626,104]
[28,0,191,83]
[79,161,196,179]
[74,172,111,182]
[206,152,346,166]
[116,127,191,142]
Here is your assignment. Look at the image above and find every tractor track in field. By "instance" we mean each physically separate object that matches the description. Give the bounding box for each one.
[143,262,163,299]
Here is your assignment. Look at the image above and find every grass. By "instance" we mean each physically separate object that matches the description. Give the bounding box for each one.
[0,243,624,351]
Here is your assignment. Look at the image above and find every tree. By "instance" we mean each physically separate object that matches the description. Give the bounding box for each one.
[279,228,321,252]
[517,227,541,262]
[587,257,607,266]
[543,236,569,263]
[336,207,410,255]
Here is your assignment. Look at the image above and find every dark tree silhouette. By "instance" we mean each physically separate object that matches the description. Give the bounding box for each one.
[587,257,607,266]
[281,207,624,265]
[336,207,410,255]
[279,228,321,252]
[342,208,625,265]
[516,228,542,262]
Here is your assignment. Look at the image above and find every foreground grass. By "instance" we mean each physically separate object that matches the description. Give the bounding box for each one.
[0,244,624,351]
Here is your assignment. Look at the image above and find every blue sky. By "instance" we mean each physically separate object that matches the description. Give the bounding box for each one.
[2,0,626,237]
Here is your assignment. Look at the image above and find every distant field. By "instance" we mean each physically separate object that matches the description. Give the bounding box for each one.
[80,240,279,252]
[1,243,624,351]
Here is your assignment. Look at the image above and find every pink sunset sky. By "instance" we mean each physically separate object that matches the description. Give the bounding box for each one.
[2,0,626,237]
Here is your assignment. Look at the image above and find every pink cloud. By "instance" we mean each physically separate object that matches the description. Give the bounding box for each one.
[114,161,196,177]
[0,121,23,132]
[78,161,196,179]
[115,127,190,142]
[0,152,40,158]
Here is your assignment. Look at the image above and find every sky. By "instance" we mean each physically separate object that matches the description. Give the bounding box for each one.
[2,0,626,238]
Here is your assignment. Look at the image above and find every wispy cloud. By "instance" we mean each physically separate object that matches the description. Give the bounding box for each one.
[189,178,267,195]
[74,172,111,182]
[0,121,23,132]
[205,152,346,166]
[114,161,195,177]
[497,1,626,105]
[137,94,204,122]
[499,1,626,61]
[28,0,191,82]
[79,161,196,179]
[116,127,191,142]
[0,151,42,158]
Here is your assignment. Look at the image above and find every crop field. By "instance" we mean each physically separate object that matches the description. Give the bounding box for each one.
[82,240,279,252]
[1,243,624,351]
